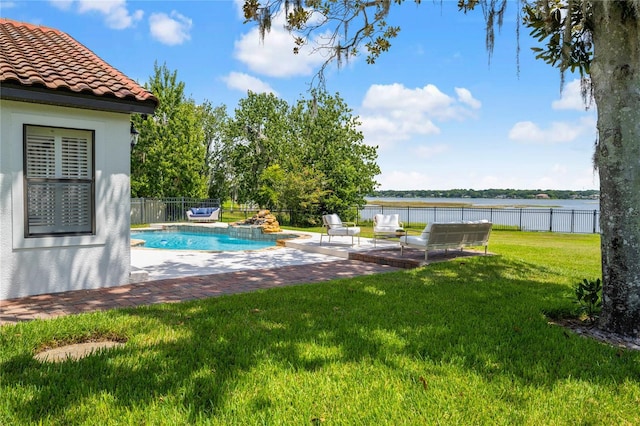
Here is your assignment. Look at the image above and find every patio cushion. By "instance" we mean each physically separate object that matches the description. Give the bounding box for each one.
[324,214,343,227]
[420,223,433,239]
[374,214,403,233]
[400,235,427,246]
[328,226,361,236]
[190,207,217,216]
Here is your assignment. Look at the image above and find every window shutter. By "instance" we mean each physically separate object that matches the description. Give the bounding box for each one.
[24,126,94,236]
[26,134,55,178]
[61,182,92,229]
[60,135,92,231]
[27,183,56,228]
[61,136,90,177]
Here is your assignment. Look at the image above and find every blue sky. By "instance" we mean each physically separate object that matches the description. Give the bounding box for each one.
[1,0,599,191]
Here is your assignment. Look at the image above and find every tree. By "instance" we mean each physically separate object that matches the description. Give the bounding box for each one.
[257,163,329,225]
[198,101,232,202]
[289,90,380,220]
[131,63,209,198]
[243,0,640,338]
[226,91,291,205]
[220,90,378,223]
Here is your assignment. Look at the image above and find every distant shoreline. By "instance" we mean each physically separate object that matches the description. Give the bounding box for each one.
[366,200,563,209]
[368,200,470,208]
[371,189,599,201]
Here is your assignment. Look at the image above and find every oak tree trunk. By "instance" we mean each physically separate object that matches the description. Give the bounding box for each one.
[591,2,640,337]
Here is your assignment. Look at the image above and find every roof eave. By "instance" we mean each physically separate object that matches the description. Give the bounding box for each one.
[0,84,158,115]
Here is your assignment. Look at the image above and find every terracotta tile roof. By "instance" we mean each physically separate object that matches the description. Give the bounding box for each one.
[0,18,158,106]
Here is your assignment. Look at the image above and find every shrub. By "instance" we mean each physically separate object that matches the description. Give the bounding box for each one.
[574,278,602,323]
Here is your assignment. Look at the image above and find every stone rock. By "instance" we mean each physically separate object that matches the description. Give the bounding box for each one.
[232,209,281,233]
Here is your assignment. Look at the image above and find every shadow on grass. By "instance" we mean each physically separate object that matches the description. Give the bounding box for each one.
[1,255,638,423]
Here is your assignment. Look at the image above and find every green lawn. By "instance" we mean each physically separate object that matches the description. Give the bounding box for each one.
[2,231,639,425]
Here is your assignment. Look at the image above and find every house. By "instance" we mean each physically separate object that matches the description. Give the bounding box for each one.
[0,19,158,300]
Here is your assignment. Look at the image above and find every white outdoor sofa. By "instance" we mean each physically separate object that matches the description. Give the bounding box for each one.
[400,220,492,260]
[321,214,361,245]
[373,213,404,246]
[186,207,220,222]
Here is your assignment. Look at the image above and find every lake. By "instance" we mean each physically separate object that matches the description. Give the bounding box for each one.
[366,197,600,211]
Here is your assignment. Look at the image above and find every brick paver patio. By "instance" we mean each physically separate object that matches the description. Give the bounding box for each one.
[0,260,399,326]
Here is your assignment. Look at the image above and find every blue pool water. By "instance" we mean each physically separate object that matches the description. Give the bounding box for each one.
[132,230,276,251]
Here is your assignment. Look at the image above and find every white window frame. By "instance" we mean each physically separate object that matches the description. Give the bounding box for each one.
[23,124,95,237]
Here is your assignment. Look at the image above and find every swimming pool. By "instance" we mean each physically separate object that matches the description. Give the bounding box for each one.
[132,227,290,251]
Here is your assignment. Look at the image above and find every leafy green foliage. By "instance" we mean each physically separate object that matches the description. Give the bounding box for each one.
[199,102,233,201]
[132,78,379,222]
[216,90,379,224]
[524,0,593,77]
[575,278,602,322]
[290,90,380,220]
[226,92,291,205]
[257,164,329,225]
[131,63,214,198]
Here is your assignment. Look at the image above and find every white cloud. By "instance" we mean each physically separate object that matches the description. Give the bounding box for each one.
[455,87,481,109]
[362,83,454,119]
[234,7,329,77]
[222,72,278,95]
[358,83,480,150]
[49,0,143,29]
[149,11,192,46]
[358,114,440,150]
[509,121,546,142]
[552,79,593,111]
[508,117,595,144]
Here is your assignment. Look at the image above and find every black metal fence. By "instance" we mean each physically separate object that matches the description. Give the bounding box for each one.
[131,198,221,225]
[358,205,600,234]
[131,198,600,234]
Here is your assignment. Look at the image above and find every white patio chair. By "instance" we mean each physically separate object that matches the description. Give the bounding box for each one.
[320,214,361,245]
[373,213,404,246]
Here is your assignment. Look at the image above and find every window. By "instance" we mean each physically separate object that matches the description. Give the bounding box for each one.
[23,125,95,237]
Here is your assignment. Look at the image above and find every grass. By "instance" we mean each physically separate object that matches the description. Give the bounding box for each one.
[2,231,639,425]
[130,223,150,229]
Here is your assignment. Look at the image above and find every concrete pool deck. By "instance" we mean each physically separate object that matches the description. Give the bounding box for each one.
[130,229,404,281]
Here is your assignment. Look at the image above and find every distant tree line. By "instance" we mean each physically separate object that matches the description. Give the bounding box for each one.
[371,189,600,200]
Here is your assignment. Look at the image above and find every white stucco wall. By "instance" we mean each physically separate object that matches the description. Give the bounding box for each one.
[0,100,132,300]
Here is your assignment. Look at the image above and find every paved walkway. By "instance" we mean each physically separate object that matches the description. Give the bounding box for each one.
[0,260,399,326]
